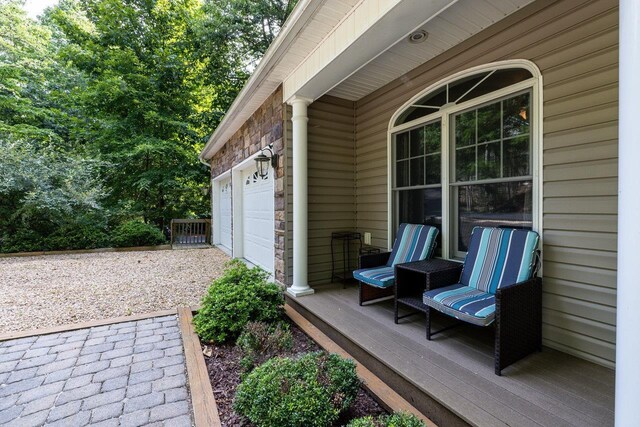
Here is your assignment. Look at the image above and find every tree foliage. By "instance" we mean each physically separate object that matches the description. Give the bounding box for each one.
[0,0,297,252]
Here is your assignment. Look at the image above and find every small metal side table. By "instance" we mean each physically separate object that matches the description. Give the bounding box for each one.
[330,231,362,287]
[394,259,463,335]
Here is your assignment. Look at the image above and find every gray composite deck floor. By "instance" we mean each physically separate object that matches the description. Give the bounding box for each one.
[293,283,614,427]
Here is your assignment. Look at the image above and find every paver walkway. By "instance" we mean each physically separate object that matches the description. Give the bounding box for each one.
[0,315,192,426]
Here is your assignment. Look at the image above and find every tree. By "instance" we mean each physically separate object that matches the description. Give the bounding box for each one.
[0,0,299,252]
[48,0,210,227]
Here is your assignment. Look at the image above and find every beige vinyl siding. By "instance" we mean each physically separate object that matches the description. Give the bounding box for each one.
[286,97,357,286]
[354,0,618,367]
[308,96,357,285]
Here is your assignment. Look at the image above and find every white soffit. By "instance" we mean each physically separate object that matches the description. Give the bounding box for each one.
[326,0,535,100]
[201,0,360,160]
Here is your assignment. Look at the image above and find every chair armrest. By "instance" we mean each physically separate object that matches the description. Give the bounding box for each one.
[425,263,463,291]
[359,251,391,269]
[494,277,542,374]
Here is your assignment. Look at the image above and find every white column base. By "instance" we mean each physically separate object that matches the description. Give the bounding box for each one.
[286,287,315,298]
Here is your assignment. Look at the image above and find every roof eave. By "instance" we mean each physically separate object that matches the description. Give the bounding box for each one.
[200,0,321,161]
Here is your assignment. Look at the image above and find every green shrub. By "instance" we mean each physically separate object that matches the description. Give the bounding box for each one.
[193,260,284,343]
[110,220,166,247]
[237,321,293,372]
[0,228,44,253]
[234,352,360,427]
[347,413,427,427]
[43,223,110,251]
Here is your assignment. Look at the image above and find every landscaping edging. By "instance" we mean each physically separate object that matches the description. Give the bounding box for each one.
[178,303,436,427]
[177,307,221,427]
[0,309,178,342]
[0,244,173,258]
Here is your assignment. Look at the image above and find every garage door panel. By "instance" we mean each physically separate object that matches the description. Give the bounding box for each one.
[219,178,232,251]
[242,169,274,272]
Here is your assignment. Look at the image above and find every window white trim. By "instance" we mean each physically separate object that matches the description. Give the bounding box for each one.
[386,60,543,262]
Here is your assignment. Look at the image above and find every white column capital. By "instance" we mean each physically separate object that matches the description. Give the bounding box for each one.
[287,95,313,107]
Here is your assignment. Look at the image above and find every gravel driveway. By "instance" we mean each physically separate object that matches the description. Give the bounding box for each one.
[0,248,230,334]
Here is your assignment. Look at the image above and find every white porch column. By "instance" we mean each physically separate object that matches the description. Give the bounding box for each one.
[616,1,640,425]
[287,96,314,297]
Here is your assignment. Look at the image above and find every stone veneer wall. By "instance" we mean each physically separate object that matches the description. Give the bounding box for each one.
[209,86,287,285]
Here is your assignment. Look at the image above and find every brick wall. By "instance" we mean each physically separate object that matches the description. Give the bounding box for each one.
[209,86,287,285]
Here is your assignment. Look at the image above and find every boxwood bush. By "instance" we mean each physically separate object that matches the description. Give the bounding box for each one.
[193,260,284,343]
[237,321,293,373]
[234,352,360,427]
[347,413,427,427]
[110,220,166,247]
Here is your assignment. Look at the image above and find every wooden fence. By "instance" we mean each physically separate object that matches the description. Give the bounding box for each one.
[171,219,211,246]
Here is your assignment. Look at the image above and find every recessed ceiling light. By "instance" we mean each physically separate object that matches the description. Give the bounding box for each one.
[408,30,428,44]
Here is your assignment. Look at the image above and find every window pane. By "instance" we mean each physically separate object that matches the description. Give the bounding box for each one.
[477,142,501,180]
[410,157,424,186]
[455,111,475,147]
[410,127,425,157]
[456,181,533,252]
[425,154,440,185]
[477,102,501,143]
[503,93,530,137]
[456,146,475,182]
[504,136,530,177]
[396,160,409,187]
[396,132,409,160]
[398,188,443,252]
[447,72,490,103]
[459,68,533,103]
[424,121,441,153]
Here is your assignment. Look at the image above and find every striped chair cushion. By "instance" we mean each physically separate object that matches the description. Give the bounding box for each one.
[460,227,539,294]
[423,283,496,327]
[353,266,395,288]
[387,223,439,267]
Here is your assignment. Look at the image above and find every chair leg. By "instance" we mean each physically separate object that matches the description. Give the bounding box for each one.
[358,282,363,306]
[394,296,399,324]
[426,307,431,340]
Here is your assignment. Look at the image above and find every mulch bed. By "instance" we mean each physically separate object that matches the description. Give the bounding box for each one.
[202,318,386,426]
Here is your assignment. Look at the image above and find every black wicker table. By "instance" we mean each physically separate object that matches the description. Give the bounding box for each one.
[394,259,462,330]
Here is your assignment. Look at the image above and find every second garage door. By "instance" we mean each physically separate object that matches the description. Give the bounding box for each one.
[218,177,232,252]
[241,168,274,273]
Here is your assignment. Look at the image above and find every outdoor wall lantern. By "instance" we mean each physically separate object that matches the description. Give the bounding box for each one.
[255,145,278,178]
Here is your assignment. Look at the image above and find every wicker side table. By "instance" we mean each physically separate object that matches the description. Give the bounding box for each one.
[394,259,462,329]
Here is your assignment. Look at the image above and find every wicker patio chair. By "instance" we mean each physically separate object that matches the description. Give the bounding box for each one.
[423,226,541,375]
[353,223,439,306]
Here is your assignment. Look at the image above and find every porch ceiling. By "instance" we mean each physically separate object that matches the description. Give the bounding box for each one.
[326,0,535,101]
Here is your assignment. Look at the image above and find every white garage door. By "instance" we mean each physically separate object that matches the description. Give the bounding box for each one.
[241,168,274,273]
[219,178,232,251]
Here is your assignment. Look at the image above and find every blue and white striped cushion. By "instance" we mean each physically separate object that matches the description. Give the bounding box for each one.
[353,266,395,288]
[387,224,439,266]
[460,227,539,294]
[423,283,496,326]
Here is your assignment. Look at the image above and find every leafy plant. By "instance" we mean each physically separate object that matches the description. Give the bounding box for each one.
[237,321,293,373]
[110,220,166,247]
[234,352,360,427]
[347,413,427,427]
[193,260,284,343]
[43,223,110,251]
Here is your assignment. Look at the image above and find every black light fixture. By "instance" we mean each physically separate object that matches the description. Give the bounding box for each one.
[255,145,278,178]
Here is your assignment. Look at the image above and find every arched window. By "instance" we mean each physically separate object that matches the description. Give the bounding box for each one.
[388,61,541,258]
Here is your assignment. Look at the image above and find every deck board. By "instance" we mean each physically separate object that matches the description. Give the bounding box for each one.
[292,284,614,427]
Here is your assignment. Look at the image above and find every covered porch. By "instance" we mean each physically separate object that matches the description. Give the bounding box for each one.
[287,283,614,427]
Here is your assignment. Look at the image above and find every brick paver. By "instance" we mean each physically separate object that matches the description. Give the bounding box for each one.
[0,316,192,426]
